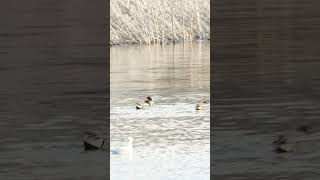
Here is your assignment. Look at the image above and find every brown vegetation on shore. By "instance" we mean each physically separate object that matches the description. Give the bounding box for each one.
[110,0,210,45]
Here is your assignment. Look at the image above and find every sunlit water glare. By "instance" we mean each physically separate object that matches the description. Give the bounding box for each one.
[111,42,210,180]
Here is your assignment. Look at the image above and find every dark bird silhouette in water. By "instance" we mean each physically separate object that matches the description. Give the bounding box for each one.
[83,131,106,151]
[272,135,293,153]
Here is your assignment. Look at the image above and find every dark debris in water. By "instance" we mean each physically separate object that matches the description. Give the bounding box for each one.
[296,125,311,133]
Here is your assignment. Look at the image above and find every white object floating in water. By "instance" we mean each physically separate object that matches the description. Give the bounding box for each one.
[111,137,134,155]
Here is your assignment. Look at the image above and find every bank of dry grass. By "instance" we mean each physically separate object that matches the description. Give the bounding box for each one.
[110,0,210,45]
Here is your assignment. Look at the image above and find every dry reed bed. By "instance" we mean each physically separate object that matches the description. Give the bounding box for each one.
[110,0,210,45]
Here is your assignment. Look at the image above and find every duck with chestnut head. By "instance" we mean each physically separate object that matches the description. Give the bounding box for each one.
[136,96,153,110]
[144,96,153,106]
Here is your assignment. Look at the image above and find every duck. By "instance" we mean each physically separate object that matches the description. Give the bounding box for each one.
[202,98,209,104]
[144,96,153,106]
[195,98,209,111]
[272,135,294,153]
[136,102,143,110]
[195,104,202,111]
[83,131,107,151]
[136,96,153,110]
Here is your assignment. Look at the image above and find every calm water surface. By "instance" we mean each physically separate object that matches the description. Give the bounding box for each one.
[0,1,106,179]
[213,61,320,179]
[213,1,320,179]
[110,42,210,180]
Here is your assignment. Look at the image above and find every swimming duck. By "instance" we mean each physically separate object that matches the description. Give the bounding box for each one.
[136,96,153,109]
[195,104,202,111]
[144,96,153,106]
[83,131,107,151]
[272,135,293,153]
[201,99,210,104]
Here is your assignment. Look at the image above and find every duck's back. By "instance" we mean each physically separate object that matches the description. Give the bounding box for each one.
[83,131,107,150]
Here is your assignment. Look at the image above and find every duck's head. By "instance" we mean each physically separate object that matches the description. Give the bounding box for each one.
[145,96,152,101]
[144,96,153,106]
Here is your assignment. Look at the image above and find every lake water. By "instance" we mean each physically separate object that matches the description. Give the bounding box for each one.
[110,42,210,180]
[0,1,107,179]
[213,1,320,179]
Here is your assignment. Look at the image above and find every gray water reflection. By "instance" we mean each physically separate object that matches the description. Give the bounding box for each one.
[0,1,106,179]
[213,1,320,178]
[111,42,210,180]
[214,65,320,179]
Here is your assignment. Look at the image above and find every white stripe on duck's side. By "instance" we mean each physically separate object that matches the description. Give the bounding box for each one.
[136,102,144,109]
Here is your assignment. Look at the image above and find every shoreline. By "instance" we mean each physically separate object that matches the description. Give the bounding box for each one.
[110,38,210,47]
[111,0,210,47]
